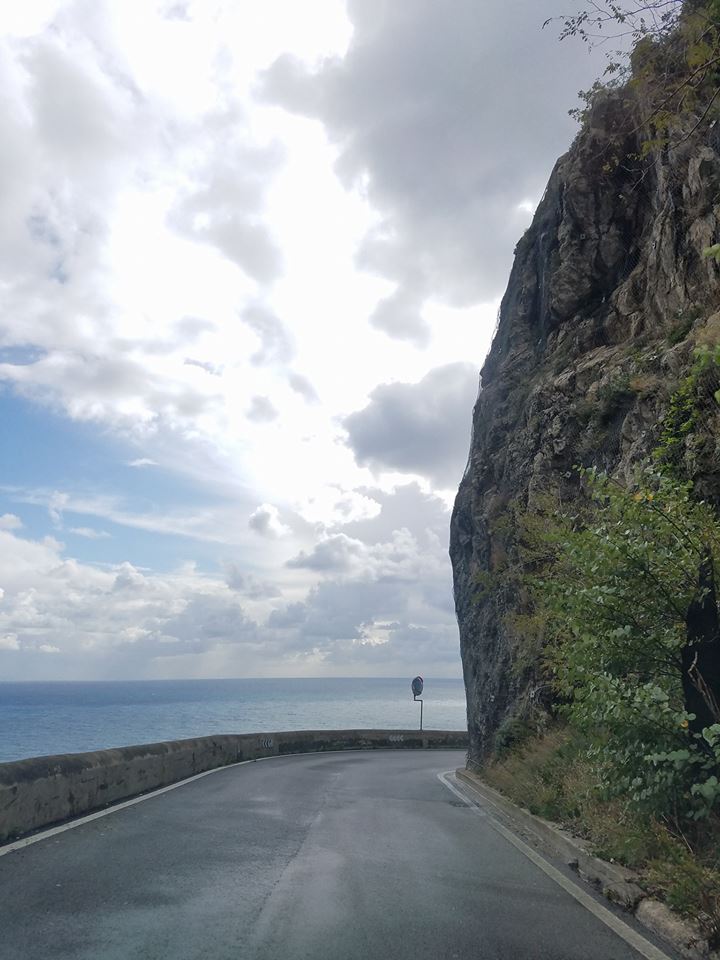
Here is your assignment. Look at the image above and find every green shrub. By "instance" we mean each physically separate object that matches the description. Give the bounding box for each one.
[655,344,720,474]
[647,853,720,947]
[483,727,720,941]
[528,467,720,824]
[595,375,635,424]
[494,715,533,758]
[667,316,694,345]
[667,305,702,346]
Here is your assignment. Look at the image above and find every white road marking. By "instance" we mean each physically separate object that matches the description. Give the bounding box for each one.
[438,771,674,960]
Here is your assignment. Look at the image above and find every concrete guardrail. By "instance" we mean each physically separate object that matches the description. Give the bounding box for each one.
[0,728,468,843]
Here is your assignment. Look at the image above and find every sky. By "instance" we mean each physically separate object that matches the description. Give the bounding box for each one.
[0,0,605,681]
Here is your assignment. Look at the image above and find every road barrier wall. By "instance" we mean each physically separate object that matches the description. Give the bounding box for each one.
[0,728,468,843]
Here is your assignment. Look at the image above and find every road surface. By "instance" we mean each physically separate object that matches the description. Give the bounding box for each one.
[0,749,679,959]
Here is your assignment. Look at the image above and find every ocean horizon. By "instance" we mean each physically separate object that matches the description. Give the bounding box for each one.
[0,677,467,763]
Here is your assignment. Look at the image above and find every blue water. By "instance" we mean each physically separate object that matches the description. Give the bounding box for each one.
[0,678,467,762]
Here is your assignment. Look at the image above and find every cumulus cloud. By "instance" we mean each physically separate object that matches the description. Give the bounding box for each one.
[260,0,604,343]
[247,395,279,423]
[288,371,319,403]
[269,530,457,664]
[0,352,220,431]
[0,514,22,531]
[160,594,258,651]
[269,498,458,667]
[322,622,462,671]
[0,483,460,677]
[0,9,284,440]
[242,304,294,366]
[248,503,290,538]
[272,485,457,667]
[224,563,281,599]
[169,135,284,284]
[343,362,478,487]
[286,526,443,581]
[369,288,428,348]
[287,533,364,572]
[0,29,146,330]
[340,482,449,545]
[0,525,266,676]
[0,1,601,681]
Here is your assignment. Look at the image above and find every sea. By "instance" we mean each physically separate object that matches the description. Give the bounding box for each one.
[0,677,467,763]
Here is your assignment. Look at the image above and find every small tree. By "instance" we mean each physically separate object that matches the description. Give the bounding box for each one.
[549,0,720,138]
[531,467,720,821]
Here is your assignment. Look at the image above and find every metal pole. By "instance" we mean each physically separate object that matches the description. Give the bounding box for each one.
[414,695,423,731]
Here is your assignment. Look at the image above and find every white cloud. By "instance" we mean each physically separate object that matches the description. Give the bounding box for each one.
[0,525,265,677]
[0,1,610,680]
[247,395,279,423]
[4,484,264,548]
[0,514,22,531]
[48,491,68,527]
[260,0,606,344]
[248,503,290,539]
[343,363,479,487]
[68,527,111,539]
[0,482,461,678]
[224,563,281,599]
[242,303,294,366]
[287,533,364,572]
[168,135,284,284]
[268,487,459,671]
[369,288,429,348]
[287,371,319,403]
[0,0,502,538]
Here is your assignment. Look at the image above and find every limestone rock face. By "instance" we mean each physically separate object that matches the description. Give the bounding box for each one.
[450,89,720,766]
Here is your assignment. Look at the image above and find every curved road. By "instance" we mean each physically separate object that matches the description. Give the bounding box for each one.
[0,750,679,960]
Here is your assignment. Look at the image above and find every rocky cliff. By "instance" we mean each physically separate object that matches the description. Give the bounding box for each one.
[450,71,720,765]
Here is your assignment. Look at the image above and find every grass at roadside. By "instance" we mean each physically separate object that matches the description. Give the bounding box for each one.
[481,724,720,946]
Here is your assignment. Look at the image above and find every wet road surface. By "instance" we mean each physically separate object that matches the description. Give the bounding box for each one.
[0,749,680,959]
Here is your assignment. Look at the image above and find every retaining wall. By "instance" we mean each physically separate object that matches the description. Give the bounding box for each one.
[0,728,468,843]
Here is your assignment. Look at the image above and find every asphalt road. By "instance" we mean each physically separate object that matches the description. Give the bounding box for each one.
[0,750,680,960]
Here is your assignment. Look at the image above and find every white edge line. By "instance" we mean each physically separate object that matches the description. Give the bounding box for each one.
[0,747,377,858]
[437,771,674,960]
